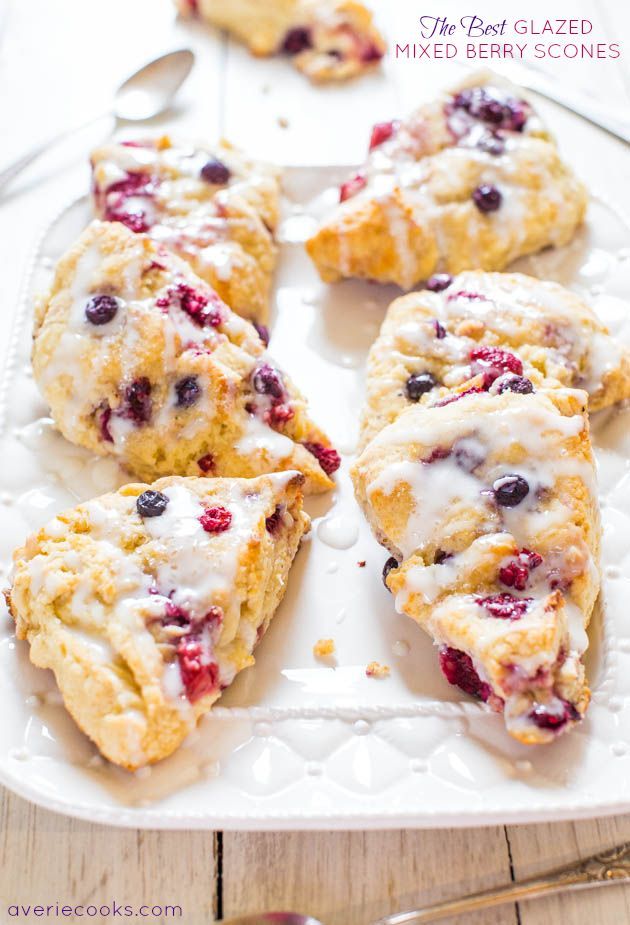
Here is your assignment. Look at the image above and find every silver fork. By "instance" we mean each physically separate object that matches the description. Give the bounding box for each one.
[218,841,630,923]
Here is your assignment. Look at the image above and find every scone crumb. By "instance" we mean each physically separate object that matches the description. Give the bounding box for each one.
[313,638,335,658]
[277,116,290,129]
[366,661,390,679]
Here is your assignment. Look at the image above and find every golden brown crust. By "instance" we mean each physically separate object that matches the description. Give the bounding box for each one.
[352,388,600,744]
[91,136,280,324]
[307,74,587,286]
[33,221,338,493]
[176,0,385,81]
[360,271,630,448]
[10,473,309,769]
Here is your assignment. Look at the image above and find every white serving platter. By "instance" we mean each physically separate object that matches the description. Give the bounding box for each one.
[2,168,630,829]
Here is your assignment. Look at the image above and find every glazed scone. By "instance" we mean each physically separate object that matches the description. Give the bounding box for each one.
[91,135,280,324]
[33,221,340,492]
[176,0,385,82]
[360,271,630,447]
[352,388,600,744]
[8,473,309,769]
[306,73,587,287]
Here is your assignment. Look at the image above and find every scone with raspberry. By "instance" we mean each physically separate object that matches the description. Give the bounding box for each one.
[176,0,385,82]
[352,387,600,744]
[8,472,309,769]
[33,221,340,492]
[91,135,280,324]
[360,271,630,447]
[307,74,587,287]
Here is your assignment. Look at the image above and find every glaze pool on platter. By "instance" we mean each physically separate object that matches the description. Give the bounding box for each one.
[1,170,630,828]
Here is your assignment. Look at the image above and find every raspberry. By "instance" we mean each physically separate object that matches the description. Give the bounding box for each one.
[302,442,341,475]
[476,592,532,620]
[339,173,367,203]
[199,506,232,534]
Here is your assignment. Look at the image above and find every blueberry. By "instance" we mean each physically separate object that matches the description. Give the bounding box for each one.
[253,323,270,347]
[405,372,437,402]
[477,134,505,156]
[473,185,502,213]
[282,27,312,54]
[426,273,453,292]
[497,375,534,395]
[175,375,201,408]
[382,556,399,588]
[123,377,152,424]
[252,364,285,400]
[85,294,119,325]
[200,158,231,185]
[493,474,529,507]
[136,490,169,518]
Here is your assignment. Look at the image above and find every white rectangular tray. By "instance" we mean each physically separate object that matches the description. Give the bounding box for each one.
[1,167,630,829]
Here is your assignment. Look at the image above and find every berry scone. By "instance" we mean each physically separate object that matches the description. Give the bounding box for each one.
[351,388,600,744]
[32,221,340,492]
[7,473,309,768]
[176,0,385,81]
[360,271,630,447]
[306,74,587,287]
[91,135,280,324]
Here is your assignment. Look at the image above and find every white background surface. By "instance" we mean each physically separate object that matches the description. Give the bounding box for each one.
[1,0,630,922]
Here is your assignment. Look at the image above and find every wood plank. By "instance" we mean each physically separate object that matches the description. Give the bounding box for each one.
[222,829,517,925]
[0,791,217,923]
[507,815,630,924]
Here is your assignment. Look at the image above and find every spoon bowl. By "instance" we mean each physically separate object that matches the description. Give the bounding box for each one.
[0,48,195,196]
[114,48,195,121]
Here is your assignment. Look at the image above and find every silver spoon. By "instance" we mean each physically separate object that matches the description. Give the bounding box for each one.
[0,48,195,195]
[219,841,630,924]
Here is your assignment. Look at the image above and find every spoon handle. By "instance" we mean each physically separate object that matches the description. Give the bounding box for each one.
[0,112,108,195]
[374,842,630,924]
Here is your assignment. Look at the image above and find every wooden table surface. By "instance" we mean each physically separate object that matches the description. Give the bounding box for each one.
[1,1,630,922]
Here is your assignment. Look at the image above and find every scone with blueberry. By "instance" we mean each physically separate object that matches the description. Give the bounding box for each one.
[176,0,385,82]
[360,271,630,447]
[307,74,587,287]
[7,472,309,769]
[33,221,340,492]
[352,387,600,744]
[91,135,280,324]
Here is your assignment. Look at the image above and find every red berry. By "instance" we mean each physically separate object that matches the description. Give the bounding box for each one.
[369,120,397,151]
[199,506,232,534]
[470,345,523,388]
[439,646,492,701]
[339,173,367,203]
[476,592,532,620]
[302,441,341,475]
[197,453,215,473]
[177,637,219,702]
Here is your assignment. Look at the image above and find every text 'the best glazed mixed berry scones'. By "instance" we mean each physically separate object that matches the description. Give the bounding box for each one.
[360,270,630,447]
[7,473,309,768]
[175,0,385,82]
[91,135,280,324]
[306,74,587,288]
[32,221,340,492]
[351,388,600,744]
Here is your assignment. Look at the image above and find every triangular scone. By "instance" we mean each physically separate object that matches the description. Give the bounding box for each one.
[8,473,309,769]
[360,271,630,447]
[33,221,339,492]
[176,0,385,82]
[306,73,587,287]
[352,388,600,744]
[91,135,280,324]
